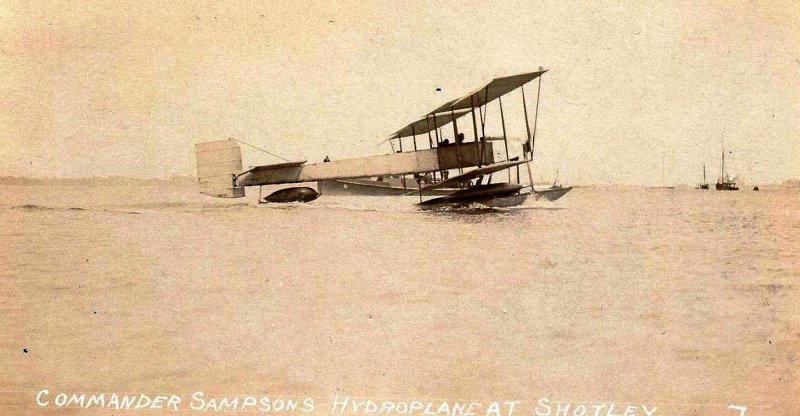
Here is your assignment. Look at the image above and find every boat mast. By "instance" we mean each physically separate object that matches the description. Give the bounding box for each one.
[721,137,725,182]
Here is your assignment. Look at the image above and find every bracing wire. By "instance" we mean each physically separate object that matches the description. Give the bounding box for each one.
[231,138,291,162]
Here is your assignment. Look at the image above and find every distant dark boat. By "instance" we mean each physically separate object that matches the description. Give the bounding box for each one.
[753,186,759,191]
[534,184,573,201]
[715,140,738,191]
[535,170,574,201]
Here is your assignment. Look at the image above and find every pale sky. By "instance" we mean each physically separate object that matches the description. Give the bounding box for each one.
[1,0,798,185]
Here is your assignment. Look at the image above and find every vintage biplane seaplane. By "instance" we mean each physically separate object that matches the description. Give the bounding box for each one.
[195,69,572,208]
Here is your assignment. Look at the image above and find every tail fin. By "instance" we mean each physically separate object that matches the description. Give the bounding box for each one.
[195,139,246,198]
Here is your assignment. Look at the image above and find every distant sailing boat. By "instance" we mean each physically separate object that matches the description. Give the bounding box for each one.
[715,140,738,191]
[697,164,709,189]
[532,167,573,202]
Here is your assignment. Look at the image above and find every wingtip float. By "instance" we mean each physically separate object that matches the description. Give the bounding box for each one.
[195,69,571,208]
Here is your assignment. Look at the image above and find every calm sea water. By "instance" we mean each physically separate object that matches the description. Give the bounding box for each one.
[1,184,798,415]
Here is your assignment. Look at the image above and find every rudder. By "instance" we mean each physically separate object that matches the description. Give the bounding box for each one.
[195,139,246,198]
